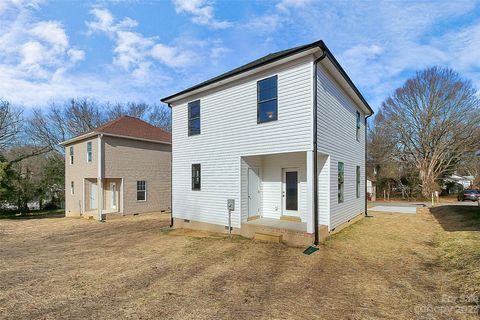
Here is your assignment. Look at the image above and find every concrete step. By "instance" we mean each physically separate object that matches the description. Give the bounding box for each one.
[254,232,283,243]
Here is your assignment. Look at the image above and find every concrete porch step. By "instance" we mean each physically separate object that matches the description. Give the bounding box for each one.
[254,232,283,243]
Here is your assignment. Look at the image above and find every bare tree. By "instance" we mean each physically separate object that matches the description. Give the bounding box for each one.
[27,99,171,154]
[149,104,171,132]
[0,100,22,151]
[106,102,150,120]
[380,67,480,197]
[64,98,106,134]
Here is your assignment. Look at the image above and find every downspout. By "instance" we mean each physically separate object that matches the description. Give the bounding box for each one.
[364,113,373,216]
[168,103,174,228]
[313,49,327,245]
[98,133,104,221]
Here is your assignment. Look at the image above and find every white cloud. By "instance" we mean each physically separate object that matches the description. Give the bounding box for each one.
[172,0,232,29]
[87,7,198,78]
[0,2,84,81]
[276,0,313,12]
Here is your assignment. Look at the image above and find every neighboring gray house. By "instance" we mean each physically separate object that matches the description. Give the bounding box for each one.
[162,40,374,246]
[61,116,171,220]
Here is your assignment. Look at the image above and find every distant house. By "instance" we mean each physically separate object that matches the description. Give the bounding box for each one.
[443,174,475,194]
[60,116,171,219]
[162,40,374,246]
[367,178,376,201]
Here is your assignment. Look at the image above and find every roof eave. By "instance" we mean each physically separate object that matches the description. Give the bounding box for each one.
[59,131,171,147]
[161,40,373,116]
[60,132,98,146]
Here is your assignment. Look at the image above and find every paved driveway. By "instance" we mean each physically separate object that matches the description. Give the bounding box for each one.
[369,205,417,214]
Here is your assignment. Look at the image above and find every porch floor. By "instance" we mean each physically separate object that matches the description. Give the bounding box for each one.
[244,217,307,233]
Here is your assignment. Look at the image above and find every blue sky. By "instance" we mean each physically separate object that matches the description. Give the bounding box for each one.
[1,0,479,112]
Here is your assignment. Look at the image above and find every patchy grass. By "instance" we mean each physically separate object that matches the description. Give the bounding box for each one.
[0,208,64,219]
[431,206,480,301]
[0,209,478,319]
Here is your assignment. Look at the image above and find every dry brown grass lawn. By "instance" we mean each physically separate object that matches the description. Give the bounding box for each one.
[0,208,478,320]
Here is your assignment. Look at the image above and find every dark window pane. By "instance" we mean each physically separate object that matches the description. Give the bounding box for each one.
[192,164,201,190]
[258,79,277,102]
[258,100,277,123]
[137,191,145,201]
[338,162,344,203]
[189,119,200,135]
[285,171,298,211]
[258,77,277,102]
[189,102,200,118]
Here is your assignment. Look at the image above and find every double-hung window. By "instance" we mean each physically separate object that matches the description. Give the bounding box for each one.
[87,142,92,162]
[69,146,74,164]
[192,164,201,190]
[257,75,278,123]
[137,181,146,201]
[188,100,201,136]
[356,111,361,141]
[338,162,344,203]
[356,166,360,198]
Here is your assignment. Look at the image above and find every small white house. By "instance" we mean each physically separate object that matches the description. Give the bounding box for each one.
[162,40,374,246]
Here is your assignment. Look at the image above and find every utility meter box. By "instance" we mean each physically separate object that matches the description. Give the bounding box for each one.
[227,199,235,211]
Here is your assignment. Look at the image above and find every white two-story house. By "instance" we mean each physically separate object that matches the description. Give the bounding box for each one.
[162,40,374,246]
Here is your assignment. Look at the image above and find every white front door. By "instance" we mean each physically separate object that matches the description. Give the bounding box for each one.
[90,182,98,210]
[110,182,117,209]
[248,168,260,217]
[282,168,299,217]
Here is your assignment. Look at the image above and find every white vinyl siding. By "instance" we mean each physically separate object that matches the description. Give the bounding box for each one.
[171,56,313,228]
[316,63,365,229]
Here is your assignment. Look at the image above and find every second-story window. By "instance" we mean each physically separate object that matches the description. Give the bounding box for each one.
[87,142,92,162]
[257,75,278,123]
[188,100,200,136]
[69,146,74,165]
[356,111,361,141]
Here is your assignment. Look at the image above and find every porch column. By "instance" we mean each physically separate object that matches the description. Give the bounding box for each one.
[306,150,315,234]
[98,179,103,220]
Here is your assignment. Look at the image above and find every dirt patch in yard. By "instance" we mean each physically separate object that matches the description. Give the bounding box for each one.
[0,209,478,319]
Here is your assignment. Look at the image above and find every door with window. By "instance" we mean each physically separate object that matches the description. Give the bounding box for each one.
[89,182,98,210]
[282,168,299,217]
[110,182,117,210]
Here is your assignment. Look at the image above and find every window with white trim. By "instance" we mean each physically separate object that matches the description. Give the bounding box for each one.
[356,166,360,198]
[87,142,92,162]
[257,75,278,123]
[192,164,201,190]
[338,162,344,203]
[356,111,361,141]
[69,146,74,164]
[188,100,200,136]
[137,181,146,201]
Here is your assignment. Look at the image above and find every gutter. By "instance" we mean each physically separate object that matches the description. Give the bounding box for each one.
[364,113,373,216]
[313,49,327,246]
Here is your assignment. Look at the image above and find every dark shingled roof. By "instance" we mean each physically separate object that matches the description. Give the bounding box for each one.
[161,41,322,104]
[161,40,373,114]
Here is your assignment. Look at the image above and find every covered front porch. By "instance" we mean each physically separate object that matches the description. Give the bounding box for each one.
[83,178,123,218]
[240,151,330,245]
